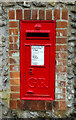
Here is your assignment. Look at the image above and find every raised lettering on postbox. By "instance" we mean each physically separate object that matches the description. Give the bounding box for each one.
[27,78,48,89]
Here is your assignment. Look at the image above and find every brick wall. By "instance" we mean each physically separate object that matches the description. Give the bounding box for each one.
[8,7,68,115]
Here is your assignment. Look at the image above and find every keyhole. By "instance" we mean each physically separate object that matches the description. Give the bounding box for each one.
[30,69,32,73]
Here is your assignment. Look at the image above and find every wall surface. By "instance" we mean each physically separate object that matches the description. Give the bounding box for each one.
[0,1,76,119]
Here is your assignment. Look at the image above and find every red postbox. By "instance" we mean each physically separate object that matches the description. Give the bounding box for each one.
[20,20,55,100]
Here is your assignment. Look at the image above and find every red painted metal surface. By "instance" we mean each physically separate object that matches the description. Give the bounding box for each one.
[20,20,56,100]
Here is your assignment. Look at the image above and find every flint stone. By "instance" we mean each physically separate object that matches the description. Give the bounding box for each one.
[73,102,76,107]
[68,60,72,67]
[73,67,76,75]
[68,95,72,100]
[75,47,76,52]
[74,77,76,83]
[48,2,56,7]
[32,1,46,7]
[73,84,76,89]
[68,37,76,41]
[71,7,76,12]
[67,69,71,74]
[67,46,74,53]
[68,74,74,79]
[67,86,71,92]
[72,16,76,22]
[67,104,72,107]
[2,36,6,42]
[30,112,39,118]
[20,111,31,118]
[68,54,74,59]
[72,58,76,65]
[71,22,76,28]
[71,89,74,94]
[0,5,3,15]
[17,2,31,8]
[71,30,76,35]
[2,2,16,7]
[3,110,8,116]
[0,20,6,27]
[3,78,8,83]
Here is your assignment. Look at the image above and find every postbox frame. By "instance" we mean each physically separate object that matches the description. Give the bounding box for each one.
[20,20,56,101]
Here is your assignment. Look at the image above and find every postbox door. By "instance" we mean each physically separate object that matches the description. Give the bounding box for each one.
[22,44,53,100]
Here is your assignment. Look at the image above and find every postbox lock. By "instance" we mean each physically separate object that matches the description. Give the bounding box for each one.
[29,68,34,74]
[30,68,32,73]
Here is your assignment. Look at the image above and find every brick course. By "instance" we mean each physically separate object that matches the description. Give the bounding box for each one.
[54,9,60,20]
[16,9,23,20]
[9,36,18,43]
[46,10,52,20]
[62,9,68,20]
[24,10,31,20]
[39,9,45,20]
[10,79,20,85]
[9,21,19,28]
[9,10,15,19]
[32,9,37,20]
[57,21,67,28]
[10,100,17,109]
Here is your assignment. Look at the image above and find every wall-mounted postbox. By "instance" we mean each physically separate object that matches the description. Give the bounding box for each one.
[20,20,55,100]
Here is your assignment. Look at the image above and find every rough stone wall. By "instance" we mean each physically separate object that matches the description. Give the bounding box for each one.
[0,1,76,119]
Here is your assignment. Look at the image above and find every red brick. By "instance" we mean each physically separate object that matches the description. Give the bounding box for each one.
[46,101,52,110]
[54,9,60,20]
[38,101,45,110]
[11,86,20,92]
[10,72,20,78]
[10,58,18,64]
[60,101,66,110]
[56,59,67,66]
[56,94,65,100]
[9,21,19,28]
[56,29,67,37]
[10,100,17,109]
[17,100,23,109]
[9,44,18,50]
[32,10,37,20]
[9,36,18,43]
[56,52,67,59]
[10,65,20,71]
[9,29,18,35]
[56,88,65,94]
[9,10,15,20]
[46,10,52,20]
[52,101,59,110]
[39,9,45,20]
[62,9,68,20]
[56,66,66,73]
[23,100,38,110]
[56,81,66,87]
[16,9,22,20]
[10,79,20,85]
[57,21,67,28]
[56,73,66,81]
[24,10,31,20]
[10,93,20,99]
[56,38,67,44]
[56,45,67,51]
[9,51,19,57]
